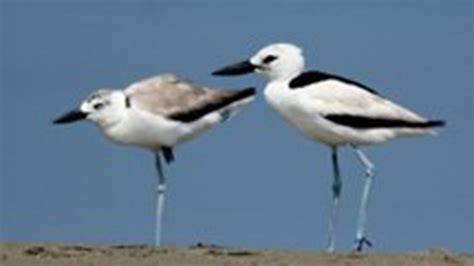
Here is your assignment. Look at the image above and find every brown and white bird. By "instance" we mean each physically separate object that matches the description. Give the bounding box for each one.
[54,73,255,246]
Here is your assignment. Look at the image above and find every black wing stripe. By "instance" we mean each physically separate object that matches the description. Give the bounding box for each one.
[168,88,255,123]
[325,114,445,129]
[289,71,379,95]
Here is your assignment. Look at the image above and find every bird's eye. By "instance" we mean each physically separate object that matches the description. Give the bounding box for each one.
[93,103,105,110]
[263,55,278,64]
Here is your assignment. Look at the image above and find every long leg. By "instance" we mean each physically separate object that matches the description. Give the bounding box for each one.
[327,147,342,252]
[352,146,375,251]
[154,152,166,246]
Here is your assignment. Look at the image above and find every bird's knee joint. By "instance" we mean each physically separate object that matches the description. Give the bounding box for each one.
[332,182,342,197]
[365,166,376,177]
[156,185,166,194]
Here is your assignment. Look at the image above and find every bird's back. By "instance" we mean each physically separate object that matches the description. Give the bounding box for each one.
[264,76,444,146]
[125,74,254,122]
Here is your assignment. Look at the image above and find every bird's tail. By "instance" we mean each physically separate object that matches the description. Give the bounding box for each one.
[423,119,446,136]
[218,88,256,122]
[423,120,446,128]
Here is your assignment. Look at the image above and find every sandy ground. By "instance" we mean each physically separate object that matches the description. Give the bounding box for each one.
[1,242,472,266]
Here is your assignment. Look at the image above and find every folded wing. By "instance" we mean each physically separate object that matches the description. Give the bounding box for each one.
[302,80,430,124]
[125,74,255,122]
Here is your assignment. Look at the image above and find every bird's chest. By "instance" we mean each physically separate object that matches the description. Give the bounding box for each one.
[263,83,342,144]
[103,110,179,149]
[264,83,302,117]
[264,83,319,126]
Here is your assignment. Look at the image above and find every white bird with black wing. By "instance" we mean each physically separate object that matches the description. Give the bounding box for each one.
[53,73,255,246]
[213,43,444,252]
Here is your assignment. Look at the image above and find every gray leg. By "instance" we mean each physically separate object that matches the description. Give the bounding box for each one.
[352,146,375,251]
[154,152,166,246]
[327,147,342,252]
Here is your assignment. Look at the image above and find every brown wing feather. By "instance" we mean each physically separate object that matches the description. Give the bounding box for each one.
[124,74,252,121]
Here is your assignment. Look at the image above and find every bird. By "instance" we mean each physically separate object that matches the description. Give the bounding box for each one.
[212,43,445,252]
[53,73,255,246]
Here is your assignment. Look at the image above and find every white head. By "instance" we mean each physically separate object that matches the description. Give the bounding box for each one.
[53,89,128,129]
[213,43,305,81]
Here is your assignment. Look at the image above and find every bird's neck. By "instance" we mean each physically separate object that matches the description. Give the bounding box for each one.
[268,69,303,83]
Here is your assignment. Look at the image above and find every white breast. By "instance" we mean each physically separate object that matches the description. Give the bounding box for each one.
[101,107,224,150]
[101,109,176,149]
[264,82,346,146]
[263,80,432,146]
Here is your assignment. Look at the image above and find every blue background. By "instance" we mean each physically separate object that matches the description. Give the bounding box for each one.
[1,1,473,252]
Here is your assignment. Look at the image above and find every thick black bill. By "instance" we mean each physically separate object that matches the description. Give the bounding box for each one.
[212,60,257,76]
[53,109,87,124]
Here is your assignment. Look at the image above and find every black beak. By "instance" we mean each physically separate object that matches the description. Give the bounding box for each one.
[212,60,257,76]
[53,109,87,124]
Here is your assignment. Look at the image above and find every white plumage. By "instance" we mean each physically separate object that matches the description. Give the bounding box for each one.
[54,73,255,246]
[213,42,444,252]
[264,78,433,145]
[69,74,255,149]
